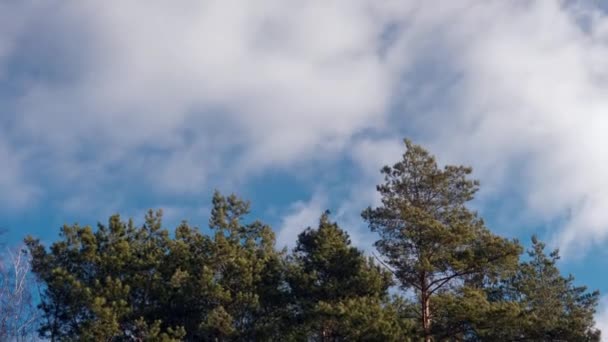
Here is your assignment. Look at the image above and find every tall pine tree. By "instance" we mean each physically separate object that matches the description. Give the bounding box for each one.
[362,139,521,341]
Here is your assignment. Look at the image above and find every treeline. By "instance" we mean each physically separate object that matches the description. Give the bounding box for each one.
[24,140,600,341]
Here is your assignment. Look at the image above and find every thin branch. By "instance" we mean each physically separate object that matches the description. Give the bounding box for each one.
[372,251,396,276]
[372,252,422,291]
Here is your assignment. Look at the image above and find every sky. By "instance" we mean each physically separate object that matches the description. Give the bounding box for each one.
[1,0,608,334]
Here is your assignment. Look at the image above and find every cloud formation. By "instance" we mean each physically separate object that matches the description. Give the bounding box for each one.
[395,1,608,254]
[277,191,327,249]
[2,0,398,198]
[2,1,608,261]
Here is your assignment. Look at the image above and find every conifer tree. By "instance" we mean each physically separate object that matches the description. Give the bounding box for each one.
[287,211,411,341]
[362,139,521,341]
[26,211,186,341]
[25,192,288,341]
[197,191,288,341]
[23,180,603,340]
[481,236,601,341]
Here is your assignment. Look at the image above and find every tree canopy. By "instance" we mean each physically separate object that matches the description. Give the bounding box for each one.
[23,139,601,341]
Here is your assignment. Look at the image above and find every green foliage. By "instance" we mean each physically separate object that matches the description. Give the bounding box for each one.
[476,236,601,341]
[26,211,184,340]
[362,139,522,340]
[430,286,523,340]
[26,192,288,341]
[429,237,602,341]
[24,140,602,341]
[286,211,411,341]
[289,212,392,301]
[313,296,415,342]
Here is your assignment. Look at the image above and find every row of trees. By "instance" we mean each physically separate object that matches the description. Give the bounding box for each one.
[17,140,602,340]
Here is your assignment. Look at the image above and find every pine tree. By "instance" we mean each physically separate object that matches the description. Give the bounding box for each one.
[482,236,601,341]
[287,211,410,341]
[198,191,288,341]
[362,139,521,341]
[23,183,602,341]
[25,192,288,341]
[26,211,186,341]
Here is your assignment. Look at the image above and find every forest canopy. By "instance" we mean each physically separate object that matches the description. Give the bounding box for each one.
[21,140,601,341]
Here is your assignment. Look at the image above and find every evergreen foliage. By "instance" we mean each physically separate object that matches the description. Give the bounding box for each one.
[286,211,412,340]
[362,139,522,341]
[24,140,601,341]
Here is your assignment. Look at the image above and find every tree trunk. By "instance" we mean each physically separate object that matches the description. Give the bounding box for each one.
[422,294,431,342]
[421,274,432,342]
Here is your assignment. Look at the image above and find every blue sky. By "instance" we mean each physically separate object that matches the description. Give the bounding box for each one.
[2,0,608,334]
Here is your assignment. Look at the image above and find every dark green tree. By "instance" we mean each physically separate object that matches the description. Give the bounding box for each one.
[429,284,522,340]
[22,177,602,341]
[362,139,522,341]
[312,296,415,342]
[195,191,289,341]
[26,211,186,341]
[287,211,411,341]
[25,192,288,341]
[479,236,601,341]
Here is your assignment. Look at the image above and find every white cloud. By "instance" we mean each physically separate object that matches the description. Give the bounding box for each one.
[0,139,38,209]
[276,187,381,252]
[5,0,397,188]
[276,191,327,249]
[330,0,608,256]
[350,138,404,181]
[276,137,404,252]
[389,1,608,255]
[2,0,608,256]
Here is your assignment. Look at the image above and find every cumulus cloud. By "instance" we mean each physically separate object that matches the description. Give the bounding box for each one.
[387,1,608,254]
[274,138,402,251]
[3,0,399,193]
[1,0,608,256]
[276,191,327,249]
[0,138,38,209]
